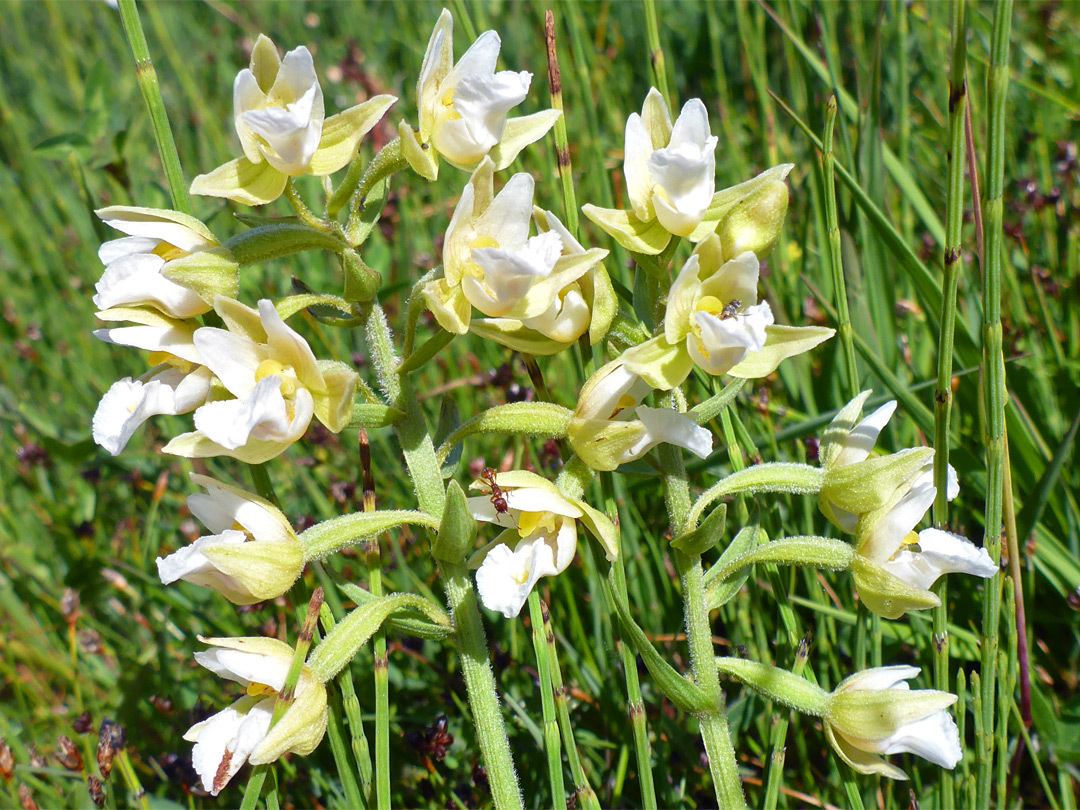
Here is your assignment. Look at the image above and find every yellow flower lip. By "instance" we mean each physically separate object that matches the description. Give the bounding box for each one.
[149,351,196,373]
[246,681,277,697]
[255,358,298,397]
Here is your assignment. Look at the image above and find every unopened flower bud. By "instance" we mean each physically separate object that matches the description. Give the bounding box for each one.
[715,173,790,261]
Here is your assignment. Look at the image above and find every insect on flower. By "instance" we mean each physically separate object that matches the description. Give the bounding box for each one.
[480,468,518,529]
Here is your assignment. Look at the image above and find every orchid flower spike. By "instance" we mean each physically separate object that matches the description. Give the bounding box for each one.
[156,474,304,604]
[568,357,713,472]
[163,297,358,464]
[825,666,962,780]
[422,160,605,338]
[191,34,395,205]
[400,9,560,180]
[184,637,327,796]
[467,471,618,618]
[469,208,616,354]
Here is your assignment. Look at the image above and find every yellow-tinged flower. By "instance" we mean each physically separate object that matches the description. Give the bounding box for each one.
[191,34,395,206]
[400,9,560,180]
[468,208,615,354]
[422,160,606,337]
[467,471,617,617]
[156,474,303,604]
[184,636,327,795]
[163,297,358,463]
[825,666,961,780]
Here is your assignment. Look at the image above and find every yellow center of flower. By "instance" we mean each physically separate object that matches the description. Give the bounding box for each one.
[148,351,196,373]
[255,359,299,397]
[612,393,638,417]
[517,510,558,539]
[231,521,256,541]
[246,682,277,697]
[896,531,922,555]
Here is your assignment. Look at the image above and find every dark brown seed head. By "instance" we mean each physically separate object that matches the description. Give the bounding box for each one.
[18,784,39,810]
[87,776,106,808]
[57,736,84,772]
[0,739,14,781]
[27,749,47,769]
[73,712,93,735]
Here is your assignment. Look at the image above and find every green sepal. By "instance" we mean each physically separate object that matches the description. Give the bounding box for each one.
[399,121,439,181]
[727,325,836,379]
[619,336,695,391]
[488,110,562,170]
[581,204,671,255]
[342,250,381,303]
[308,95,397,176]
[433,480,477,564]
[190,157,287,206]
[850,555,941,620]
[715,657,829,716]
[821,447,934,517]
[336,581,453,640]
[160,247,239,304]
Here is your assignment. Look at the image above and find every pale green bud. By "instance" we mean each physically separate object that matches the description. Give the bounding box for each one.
[715,656,829,716]
[715,175,790,261]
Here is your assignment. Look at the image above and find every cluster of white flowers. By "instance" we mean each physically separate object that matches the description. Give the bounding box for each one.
[87,6,997,799]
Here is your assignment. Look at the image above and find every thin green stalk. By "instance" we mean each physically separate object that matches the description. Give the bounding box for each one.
[600,473,658,810]
[527,591,566,809]
[319,603,371,807]
[359,432,391,810]
[977,1,1013,807]
[541,598,601,810]
[643,0,672,108]
[116,0,191,214]
[823,96,858,398]
[544,10,578,238]
[934,5,968,807]
[240,589,325,810]
[249,463,278,504]
[762,636,809,810]
[442,561,522,810]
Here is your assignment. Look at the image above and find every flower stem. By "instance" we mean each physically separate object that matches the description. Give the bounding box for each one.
[544,10,579,238]
[643,0,672,110]
[116,0,191,215]
[528,591,566,809]
[977,1,1013,806]
[442,561,522,810]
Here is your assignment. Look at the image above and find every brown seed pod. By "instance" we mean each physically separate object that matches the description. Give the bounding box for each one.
[0,739,14,781]
[18,784,39,810]
[57,736,84,772]
[87,776,106,808]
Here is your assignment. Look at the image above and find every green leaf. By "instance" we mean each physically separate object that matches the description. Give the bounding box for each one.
[299,510,440,561]
[433,481,477,563]
[672,503,727,554]
[704,522,764,609]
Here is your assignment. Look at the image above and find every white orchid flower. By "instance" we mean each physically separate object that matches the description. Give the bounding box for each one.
[185,637,327,796]
[467,471,617,618]
[156,474,304,604]
[624,90,717,237]
[401,10,560,179]
[469,208,615,354]
[569,357,713,472]
[825,666,961,780]
[163,297,358,464]
[852,467,996,619]
[423,160,605,336]
[192,35,395,205]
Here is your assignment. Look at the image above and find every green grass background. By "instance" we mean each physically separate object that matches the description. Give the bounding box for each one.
[1,1,1078,808]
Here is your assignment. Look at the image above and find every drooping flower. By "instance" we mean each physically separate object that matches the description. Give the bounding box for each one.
[191,35,395,205]
[568,357,713,472]
[163,297,358,463]
[851,467,996,619]
[94,207,222,319]
[184,637,327,796]
[422,159,605,336]
[825,666,962,780]
[156,474,304,604]
[468,471,618,617]
[400,9,560,180]
[468,208,615,354]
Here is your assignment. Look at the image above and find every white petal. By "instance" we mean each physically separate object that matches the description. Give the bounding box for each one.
[442,30,501,95]
[234,69,269,164]
[688,302,772,376]
[504,487,582,519]
[523,288,590,343]
[188,698,274,795]
[156,529,246,584]
[536,209,585,255]
[626,405,713,462]
[880,710,962,769]
[441,70,530,163]
[194,647,291,691]
[94,253,208,319]
[624,113,655,221]
[193,377,289,450]
[99,236,160,265]
[97,213,214,253]
[92,377,172,456]
[475,537,557,618]
[648,126,716,231]
[668,98,713,150]
[94,324,202,364]
[882,528,998,591]
[270,46,321,109]
[475,172,535,248]
[946,465,960,501]
[465,231,562,316]
[837,665,920,694]
[699,251,761,312]
[860,482,936,565]
[550,518,578,573]
[833,400,897,468]
[192,327,264,399]
[239,81,323,175]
